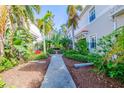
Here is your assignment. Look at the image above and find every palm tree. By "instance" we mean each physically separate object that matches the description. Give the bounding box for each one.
[37,11,54,54]
[0,6,8,55]
[7,6,41,50]
[60,24,67,37]
[67,5,82,49]
[51,31,62,48]
[0,5,41,56]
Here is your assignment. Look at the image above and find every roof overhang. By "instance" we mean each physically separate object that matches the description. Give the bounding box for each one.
[75,28,88,38]
[110,6,124,17]
[80,5,92,18]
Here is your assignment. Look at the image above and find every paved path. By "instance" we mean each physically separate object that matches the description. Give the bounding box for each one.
[40,54,76,88]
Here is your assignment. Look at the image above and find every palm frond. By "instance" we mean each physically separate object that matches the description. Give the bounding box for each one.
[32,5,41,14]
[75,5,83,11]
[67,5,81,29]
[25,5,35,23]
[0,6,7,35]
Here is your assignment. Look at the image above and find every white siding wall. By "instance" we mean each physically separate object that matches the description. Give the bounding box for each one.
[68,5,124,51]
[74,5,116,52]
[75,6,115,36]
[116,13,124,28]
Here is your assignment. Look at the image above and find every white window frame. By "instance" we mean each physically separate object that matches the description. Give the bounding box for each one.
[89,7,96,23]
[88,34,97,52]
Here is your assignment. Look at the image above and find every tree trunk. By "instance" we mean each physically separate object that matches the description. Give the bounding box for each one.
[0,34,4,56]
[72,28,75,49]
[43,22,46,54]
[0,6,8,56]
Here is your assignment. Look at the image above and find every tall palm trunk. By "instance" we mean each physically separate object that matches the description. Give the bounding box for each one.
[0,34,4,56]
[72,28,75,49]
[43,22,46,54]
[0,5,8,56]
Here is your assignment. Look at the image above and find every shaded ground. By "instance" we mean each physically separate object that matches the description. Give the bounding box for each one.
[63,57,124,88]
[1,57,51,88]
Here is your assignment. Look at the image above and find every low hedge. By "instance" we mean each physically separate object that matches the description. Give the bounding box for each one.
[63,50,102,63]
[63,50,90,62]
[64,54,89,62]
[64,50,79,54]
[34,53,48,60]
[47,48,54,54]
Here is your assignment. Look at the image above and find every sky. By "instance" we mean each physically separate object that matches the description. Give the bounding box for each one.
[34,5,68,30]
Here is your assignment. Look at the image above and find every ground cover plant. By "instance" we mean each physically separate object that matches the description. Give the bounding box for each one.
[94,26,124,83]
[0,77,6,88]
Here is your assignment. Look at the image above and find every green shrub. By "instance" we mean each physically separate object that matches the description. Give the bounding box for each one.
[0,77,6,88]
[94,26,124,83]
[87,53,105,72]
[10,58,19,66]
[0,57,19,72]
[0,66,5,72]
[60,37,72,50]
[87,53,103,64]
[64,50,79,54]
[102,62,124,83]
[22,49,35,61]
[34,53,48,60]
[0,57,13,70]
[60,48,66,54]
[63,50,90,62]
[47,48,54,54]
[13,39,22,45]
[95,26,124,56]
[75,38,89,55]
[2,60,13,70]
[5,28,34,62]
[65,54,89,62]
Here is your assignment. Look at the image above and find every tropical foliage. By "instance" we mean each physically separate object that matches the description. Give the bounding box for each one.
[0,5,41,72]
[51,31,62,48]
[60,37,72,50]
[95,26,124,62]
[92,26,124,82]
[0,76,6,88]
[60,24,67,37]
[7,5,41,55]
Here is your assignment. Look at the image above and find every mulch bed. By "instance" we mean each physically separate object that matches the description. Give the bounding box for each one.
[63,57,124,88]
[1,56,51,88]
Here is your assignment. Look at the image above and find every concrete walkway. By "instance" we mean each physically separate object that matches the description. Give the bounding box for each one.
[40,54,76,88]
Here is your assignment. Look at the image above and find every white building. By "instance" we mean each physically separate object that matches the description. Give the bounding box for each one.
[29,21,43,43]
[68,5,124,52]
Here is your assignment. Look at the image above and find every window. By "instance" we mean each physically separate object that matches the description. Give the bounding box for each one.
[90,35,96,49]
[89,7,96,22]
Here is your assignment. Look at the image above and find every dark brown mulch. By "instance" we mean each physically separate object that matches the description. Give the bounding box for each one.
[1,56,51,88]
[63,57,124,88]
